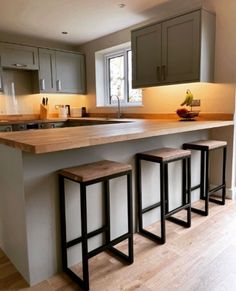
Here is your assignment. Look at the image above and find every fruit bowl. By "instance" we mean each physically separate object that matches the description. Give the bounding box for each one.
[176,108,199,121]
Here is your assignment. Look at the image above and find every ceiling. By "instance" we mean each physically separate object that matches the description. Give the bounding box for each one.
[0,0,171,46]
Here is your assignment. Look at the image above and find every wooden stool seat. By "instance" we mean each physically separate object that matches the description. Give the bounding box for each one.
[59,160,132,182]
[183,140,227,150]
[140,147,191,162]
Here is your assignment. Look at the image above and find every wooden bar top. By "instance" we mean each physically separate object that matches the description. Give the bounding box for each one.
[0,119,233,154]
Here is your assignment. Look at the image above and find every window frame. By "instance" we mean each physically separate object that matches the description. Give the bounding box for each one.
[103,46,142,106]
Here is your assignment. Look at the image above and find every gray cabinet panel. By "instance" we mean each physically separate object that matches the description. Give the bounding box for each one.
[0,43,38,70]
[55,51,86,94]
[132,23,162,88]
[38,48,56,92]
[162,11,200,83]
[131,9,215,88]
[0,68,3,91]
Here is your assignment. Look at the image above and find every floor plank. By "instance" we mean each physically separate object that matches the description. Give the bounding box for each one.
[1,200,236,290]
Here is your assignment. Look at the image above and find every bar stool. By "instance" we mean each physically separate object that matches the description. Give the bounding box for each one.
[58,160,134,290]
[136,147,191,244]
[183,140,227,216]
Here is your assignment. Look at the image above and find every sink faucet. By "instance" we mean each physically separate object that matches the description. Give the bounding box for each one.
[112,95,121,118]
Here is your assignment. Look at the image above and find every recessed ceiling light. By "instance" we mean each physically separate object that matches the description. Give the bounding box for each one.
[61,31,68,35]
[119,3,126,8]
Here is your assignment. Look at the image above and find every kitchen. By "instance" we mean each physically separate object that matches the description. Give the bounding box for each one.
[0,0,236,290]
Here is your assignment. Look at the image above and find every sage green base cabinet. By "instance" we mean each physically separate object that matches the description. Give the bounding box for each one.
[38,49,86,94]
[0,43,38,70]
[131,9,215,88]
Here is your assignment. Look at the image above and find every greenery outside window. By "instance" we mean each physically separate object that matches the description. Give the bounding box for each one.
[104,47,142,105]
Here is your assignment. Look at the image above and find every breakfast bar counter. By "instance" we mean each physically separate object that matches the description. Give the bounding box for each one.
[0,118,235,286]
[0,119,233,153]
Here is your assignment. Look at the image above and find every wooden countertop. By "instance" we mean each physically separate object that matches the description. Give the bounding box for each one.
[0,119,233,154]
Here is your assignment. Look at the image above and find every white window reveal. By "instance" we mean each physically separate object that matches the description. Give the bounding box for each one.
[95,43,142,107]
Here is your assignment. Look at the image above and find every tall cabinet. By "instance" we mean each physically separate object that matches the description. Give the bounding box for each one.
[131,9,215,88]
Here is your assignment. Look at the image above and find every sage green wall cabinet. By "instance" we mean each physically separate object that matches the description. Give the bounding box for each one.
[131,9,215,88]
[0,43,39,70]
[38,49,86,94]
[38,48,56,93]
[132,23,162,87]
[0,68,3,91]
[55,51,86,94]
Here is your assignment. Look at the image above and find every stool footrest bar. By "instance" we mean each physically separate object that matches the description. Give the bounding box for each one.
[191,184,201,191]
[191,207,207,216]
[165,203,190,217]
[67,226,108,248]
[209,184,225,194]
[88,233,131,259]
[209,197,225,205]
[108,246,133,263]
[142,202,161,214]
[139,229,165,244]
[167,216,191,227]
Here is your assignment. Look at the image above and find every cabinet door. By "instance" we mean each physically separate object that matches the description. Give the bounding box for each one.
[162,11,200,84]
[38,48,56,92]
[55,51,86,94]
[0,43,39,70]
[0,68,3,91]
[132,23,162,88]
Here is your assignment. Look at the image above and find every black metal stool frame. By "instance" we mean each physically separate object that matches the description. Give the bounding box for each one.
[59,170,134,290]
[136,154,191,244]
[183,144,227,216]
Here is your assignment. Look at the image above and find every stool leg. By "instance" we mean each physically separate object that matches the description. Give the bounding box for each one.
[59,175,68,272]
[136,156,143,232]
[164,163,169,214]
[104,180,111,244]
[204,151,209,216]
[200,150,205,200]
[182,158,187,205]
[222,146,227,205]
[187,157,191,227]
[80,184,89,290]
[160,162,166,244]
[127,172,134,263]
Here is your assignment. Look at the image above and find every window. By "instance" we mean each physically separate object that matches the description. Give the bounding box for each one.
[95,43,142,107]
[105,48,142,105]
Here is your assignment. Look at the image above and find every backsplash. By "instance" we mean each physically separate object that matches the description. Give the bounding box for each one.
[0,92,87,115]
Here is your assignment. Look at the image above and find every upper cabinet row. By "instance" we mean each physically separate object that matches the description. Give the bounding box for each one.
[0,43,86,94]
[131,9,215,88]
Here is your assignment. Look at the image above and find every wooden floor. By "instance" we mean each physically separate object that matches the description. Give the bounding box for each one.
[1,199,236,291]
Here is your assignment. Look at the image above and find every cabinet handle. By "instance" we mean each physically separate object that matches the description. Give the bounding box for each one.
[0,76,2,90]
[156,66,161,81]
[162,65,166,81]
[56,80,62,91]
[12,63,27,68]
[40,79,45,91]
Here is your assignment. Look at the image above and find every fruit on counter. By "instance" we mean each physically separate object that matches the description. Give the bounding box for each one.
[181,89,193,106]
[176,108,189,118]
[176,108,199,118]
